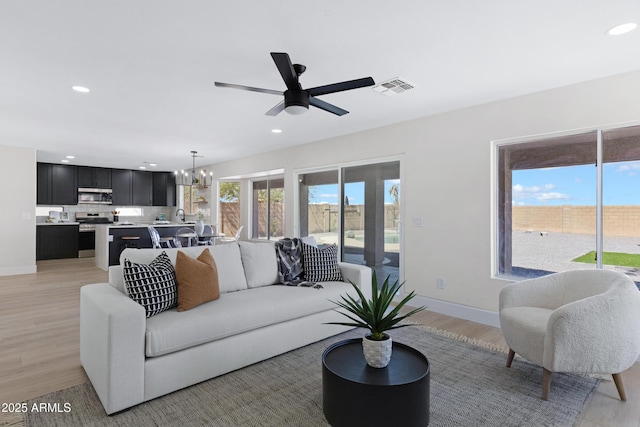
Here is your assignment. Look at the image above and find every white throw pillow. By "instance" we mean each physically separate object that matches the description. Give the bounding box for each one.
[210,243,249,293]
[300,235,317,247]
[239,241,279,288]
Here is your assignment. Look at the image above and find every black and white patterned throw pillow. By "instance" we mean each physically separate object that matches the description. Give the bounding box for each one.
[124,251,177,317]
[302,243,343,282]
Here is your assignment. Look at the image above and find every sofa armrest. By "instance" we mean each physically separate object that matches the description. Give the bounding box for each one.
[338,262,372,301]
[80,283,146,414]
[108,265,126,293]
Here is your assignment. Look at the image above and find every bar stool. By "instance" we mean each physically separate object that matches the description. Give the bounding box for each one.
[174,228,197,247]
[120,235,140,252]
[148,226,174,249]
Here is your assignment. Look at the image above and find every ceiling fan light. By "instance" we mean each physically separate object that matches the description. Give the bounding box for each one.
[285,105,308,115]
[284,89,309,115]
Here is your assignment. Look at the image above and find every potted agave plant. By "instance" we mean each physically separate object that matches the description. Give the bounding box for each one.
[328,271,425,368]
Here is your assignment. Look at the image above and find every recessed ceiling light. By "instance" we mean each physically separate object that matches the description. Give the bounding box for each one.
[606,22,637,36]
[149,163,157,167]
[61,159,70,163]
[66,155,75,159]
[139,166,146,170]
[272,129,282,133]
[71,86,90,93]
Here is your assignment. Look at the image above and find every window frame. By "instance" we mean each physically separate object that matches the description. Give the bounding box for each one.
[492,121,640,280]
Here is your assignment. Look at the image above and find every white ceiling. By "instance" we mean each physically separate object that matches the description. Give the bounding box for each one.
[2,1,640,172]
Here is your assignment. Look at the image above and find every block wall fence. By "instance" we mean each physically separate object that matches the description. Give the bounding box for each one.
[221,203,638,238]
[512,205,640,237]
[219,202,400,237]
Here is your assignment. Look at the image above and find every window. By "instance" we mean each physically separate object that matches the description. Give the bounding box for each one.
[496,125,640,284]
[219,181,240,237]
[178,185,198,215]
[252,178,284,240]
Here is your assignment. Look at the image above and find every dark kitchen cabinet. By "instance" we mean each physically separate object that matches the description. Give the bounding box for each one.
[111,169,167,206]
[132,170,153,206]
[37,163,51,205]
[78,166,111,188]
[152,172,176,206]
[111,169,132,205]
[37,163,77,205]
[36,224,79,260]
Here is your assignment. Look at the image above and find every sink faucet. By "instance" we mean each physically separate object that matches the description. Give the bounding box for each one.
[176,209,185,223]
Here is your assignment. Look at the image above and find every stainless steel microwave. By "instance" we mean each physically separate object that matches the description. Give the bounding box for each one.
[78,188,113,204]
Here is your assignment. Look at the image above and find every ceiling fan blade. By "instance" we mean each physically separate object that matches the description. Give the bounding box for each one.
[309,96,349,116]
[265,100,285,116]
[214,82,282,96]
[308,77,375,97]
[270,52,300,91]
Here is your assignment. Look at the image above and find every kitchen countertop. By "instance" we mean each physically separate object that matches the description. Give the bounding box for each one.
[96,222,197,228]
[37,222,80,226]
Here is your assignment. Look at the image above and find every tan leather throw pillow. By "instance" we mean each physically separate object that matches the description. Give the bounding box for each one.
[175,248,220,311]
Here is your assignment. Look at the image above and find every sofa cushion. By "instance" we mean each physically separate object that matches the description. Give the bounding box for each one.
[302,243,343,282]
[123,251,177,317]
[175,248,220,311]
[119,244,248,294]
[239,241,279,288]
[144,281,359,357]
[210,243,248,293]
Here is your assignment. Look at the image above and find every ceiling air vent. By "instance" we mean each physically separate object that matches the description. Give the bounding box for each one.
[372,77,417,96]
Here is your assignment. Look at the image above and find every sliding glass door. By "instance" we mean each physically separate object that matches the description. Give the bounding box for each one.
[298,160,401,284]
[342,162,401,284]
[298,170,340,246]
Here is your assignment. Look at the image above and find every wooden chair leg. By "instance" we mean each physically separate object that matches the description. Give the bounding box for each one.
[542,368,552,400]
[612,373,627,401]
[506,349,515,368]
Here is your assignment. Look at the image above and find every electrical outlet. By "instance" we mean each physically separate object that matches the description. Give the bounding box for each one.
[437,278,445,289]
[413,217,424,227]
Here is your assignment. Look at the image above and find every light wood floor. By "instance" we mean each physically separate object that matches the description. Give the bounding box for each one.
[0,258,638,426]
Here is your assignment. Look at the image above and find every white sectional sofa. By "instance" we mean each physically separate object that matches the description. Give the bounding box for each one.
[80,241,371,415]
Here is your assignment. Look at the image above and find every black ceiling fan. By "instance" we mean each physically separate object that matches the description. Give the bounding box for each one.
[215,52,375,117]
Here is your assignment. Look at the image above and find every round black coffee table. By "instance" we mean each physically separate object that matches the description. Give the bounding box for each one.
[322,338,430,426]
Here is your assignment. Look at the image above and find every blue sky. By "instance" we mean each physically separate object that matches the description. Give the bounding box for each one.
[512,160,640,206]
[309,180,400,205]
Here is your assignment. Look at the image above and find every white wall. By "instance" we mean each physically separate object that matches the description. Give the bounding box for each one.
[210,70,640,320]
[0,144,37,275]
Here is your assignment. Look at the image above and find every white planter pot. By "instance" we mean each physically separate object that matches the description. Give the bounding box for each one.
[362,334,393,368]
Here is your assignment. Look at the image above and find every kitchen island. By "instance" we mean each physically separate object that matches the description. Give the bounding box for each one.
[95,223,197,271]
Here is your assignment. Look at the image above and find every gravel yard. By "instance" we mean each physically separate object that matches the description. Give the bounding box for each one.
[511,231,640,282]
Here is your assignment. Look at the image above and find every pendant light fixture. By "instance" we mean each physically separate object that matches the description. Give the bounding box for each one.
[175,150,213,187]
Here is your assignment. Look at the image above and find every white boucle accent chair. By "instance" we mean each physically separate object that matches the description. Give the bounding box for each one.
[499,269,640,401]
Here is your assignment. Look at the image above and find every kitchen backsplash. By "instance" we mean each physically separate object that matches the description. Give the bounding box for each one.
[36,205,194,223]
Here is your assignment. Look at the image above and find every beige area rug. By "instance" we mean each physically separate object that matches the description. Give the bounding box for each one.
[7,325,597,427]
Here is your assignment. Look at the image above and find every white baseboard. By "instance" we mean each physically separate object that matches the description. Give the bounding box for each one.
[406,296,640,362]
[0,264,37,277]
[409,295,501,328]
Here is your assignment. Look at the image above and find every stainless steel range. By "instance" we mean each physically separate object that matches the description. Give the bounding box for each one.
[76,212,113,257]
